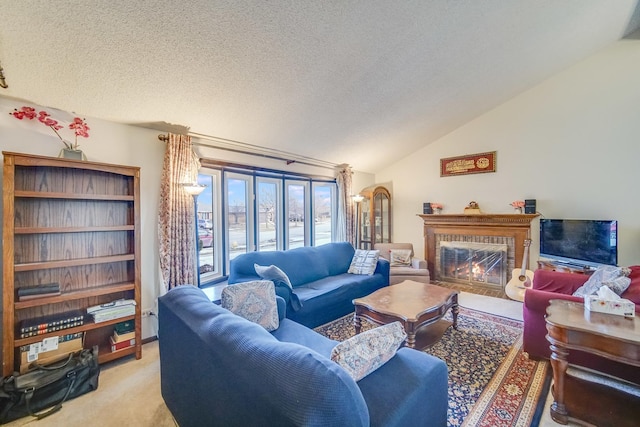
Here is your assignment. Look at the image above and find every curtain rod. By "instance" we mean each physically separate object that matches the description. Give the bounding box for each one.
[157,133,340,171]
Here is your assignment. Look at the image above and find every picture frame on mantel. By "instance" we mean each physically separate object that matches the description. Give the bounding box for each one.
[440,151,496,177]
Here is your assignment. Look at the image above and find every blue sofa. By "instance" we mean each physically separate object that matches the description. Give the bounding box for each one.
[158,285,448,427]
[228,242,390,328]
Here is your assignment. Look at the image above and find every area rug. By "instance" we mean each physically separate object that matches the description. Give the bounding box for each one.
[314,307,550,427]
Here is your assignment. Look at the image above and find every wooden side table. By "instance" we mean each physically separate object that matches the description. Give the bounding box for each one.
[545,299,640,426]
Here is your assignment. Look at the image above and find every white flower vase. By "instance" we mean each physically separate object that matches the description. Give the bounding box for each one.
[514,207,523,214]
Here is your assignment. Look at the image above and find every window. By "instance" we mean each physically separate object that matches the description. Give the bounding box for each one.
[313,183,335,246]
[195,173,219,282]
[225,173,253,262]
[285,181,309,249]
[196,163,337,286]
[257,178,282,251]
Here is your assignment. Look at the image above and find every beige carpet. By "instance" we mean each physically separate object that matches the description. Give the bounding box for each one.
[4,340,175,427]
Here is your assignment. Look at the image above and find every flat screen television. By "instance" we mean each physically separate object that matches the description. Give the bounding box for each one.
[539,219,618,268]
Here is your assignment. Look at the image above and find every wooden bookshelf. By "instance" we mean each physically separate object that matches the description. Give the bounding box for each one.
[2,152,142,376]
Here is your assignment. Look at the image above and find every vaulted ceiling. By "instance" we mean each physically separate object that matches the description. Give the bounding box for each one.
[2,1,639,172]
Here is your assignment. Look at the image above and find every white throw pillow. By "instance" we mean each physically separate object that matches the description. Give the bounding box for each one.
[389,249,412,267]
[331,322,407,381]
[347,249,380,275]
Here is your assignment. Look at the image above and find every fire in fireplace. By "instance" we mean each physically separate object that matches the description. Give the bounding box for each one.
[439,241,508,287]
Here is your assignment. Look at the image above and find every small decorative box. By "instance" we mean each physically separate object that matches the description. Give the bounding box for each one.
[584,296,635,317]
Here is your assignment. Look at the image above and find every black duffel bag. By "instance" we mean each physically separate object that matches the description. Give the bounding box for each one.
[0,346,100,424]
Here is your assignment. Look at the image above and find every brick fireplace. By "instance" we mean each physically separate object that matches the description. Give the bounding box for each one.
[418,214,538,288]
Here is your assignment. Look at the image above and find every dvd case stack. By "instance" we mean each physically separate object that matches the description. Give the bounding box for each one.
[19,310,85,338]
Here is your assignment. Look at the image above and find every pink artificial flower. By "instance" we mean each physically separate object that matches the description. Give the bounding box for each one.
[510,200,525,208]
[10,106,37,120]
[9,105,90,149]
[69,117,90,138]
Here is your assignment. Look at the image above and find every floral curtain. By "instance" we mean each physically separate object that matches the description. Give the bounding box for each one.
[158,133,201,291]
[336,164,356,247]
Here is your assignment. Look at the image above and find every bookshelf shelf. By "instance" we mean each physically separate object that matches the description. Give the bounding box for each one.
[15,190,135,201]
[14,254,136,272]
[15,282,136,309]
[15,225,135,234]
[99,345,136,364]
[14,315,137,347]
[2,152,142,376]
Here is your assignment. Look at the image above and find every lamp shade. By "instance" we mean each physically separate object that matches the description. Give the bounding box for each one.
[182,183,206,196]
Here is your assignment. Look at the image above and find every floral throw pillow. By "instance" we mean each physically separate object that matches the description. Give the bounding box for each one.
[221,280,279,331]
[331,321,407,381]
[389,249,412,267]
[347,249,380,275]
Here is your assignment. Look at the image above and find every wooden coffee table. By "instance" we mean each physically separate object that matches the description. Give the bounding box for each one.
[353,280,459,349]
[545,299,640,426]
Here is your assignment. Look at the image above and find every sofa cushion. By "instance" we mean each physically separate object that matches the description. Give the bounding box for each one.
[348,249,380,275]
[254,263,302,311]
[390,266,430,276]
[221,280,279,331]
[389,249,412,267]
[290,272,389,328]
[331,322,407,381]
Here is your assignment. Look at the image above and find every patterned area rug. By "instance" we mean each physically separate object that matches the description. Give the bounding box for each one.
[314,307,550,427]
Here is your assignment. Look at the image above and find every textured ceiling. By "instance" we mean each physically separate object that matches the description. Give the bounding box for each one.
[2,1,640,172]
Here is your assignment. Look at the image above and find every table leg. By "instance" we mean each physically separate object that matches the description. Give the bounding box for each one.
[549,342,570,425]
[354,313,362,334]
[405,322,416,348]
[452,302,459,330]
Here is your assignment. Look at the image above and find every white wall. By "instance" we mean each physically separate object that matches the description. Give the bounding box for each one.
[376,37,640,267]
[0,96,373,339]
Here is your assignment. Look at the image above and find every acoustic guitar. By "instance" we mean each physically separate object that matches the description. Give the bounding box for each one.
[505,239,534,302]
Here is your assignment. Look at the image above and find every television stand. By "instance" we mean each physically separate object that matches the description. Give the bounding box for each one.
[537,260,595,275]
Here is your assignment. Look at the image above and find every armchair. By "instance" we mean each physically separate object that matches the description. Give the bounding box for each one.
[523,267,640,384]
[374,243,430,285]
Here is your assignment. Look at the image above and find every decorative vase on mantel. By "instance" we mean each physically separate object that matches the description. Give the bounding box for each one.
[59,148,87,161]
[514,207,523,214]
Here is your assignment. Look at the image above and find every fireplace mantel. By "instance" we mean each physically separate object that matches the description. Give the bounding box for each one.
[418,214,539,282]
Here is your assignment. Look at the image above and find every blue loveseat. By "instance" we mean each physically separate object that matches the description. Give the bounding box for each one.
[228,242,390,328]
[158,285,448,427]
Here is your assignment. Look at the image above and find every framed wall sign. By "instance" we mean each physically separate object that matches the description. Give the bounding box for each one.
[440,151,496,177]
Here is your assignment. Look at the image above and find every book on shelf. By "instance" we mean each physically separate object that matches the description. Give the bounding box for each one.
[18,291,62,301]
[114,320,135,335]
[112,330,136,343]
[109,336,135,352]
[88,299,136,323]
[19,310,85,338]
[17,283,60,297]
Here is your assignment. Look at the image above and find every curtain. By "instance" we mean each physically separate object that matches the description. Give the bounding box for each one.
[158,133,201,291]
[336,164,356,247]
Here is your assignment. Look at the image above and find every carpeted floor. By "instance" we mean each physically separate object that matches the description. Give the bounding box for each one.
[314,307,550,427]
